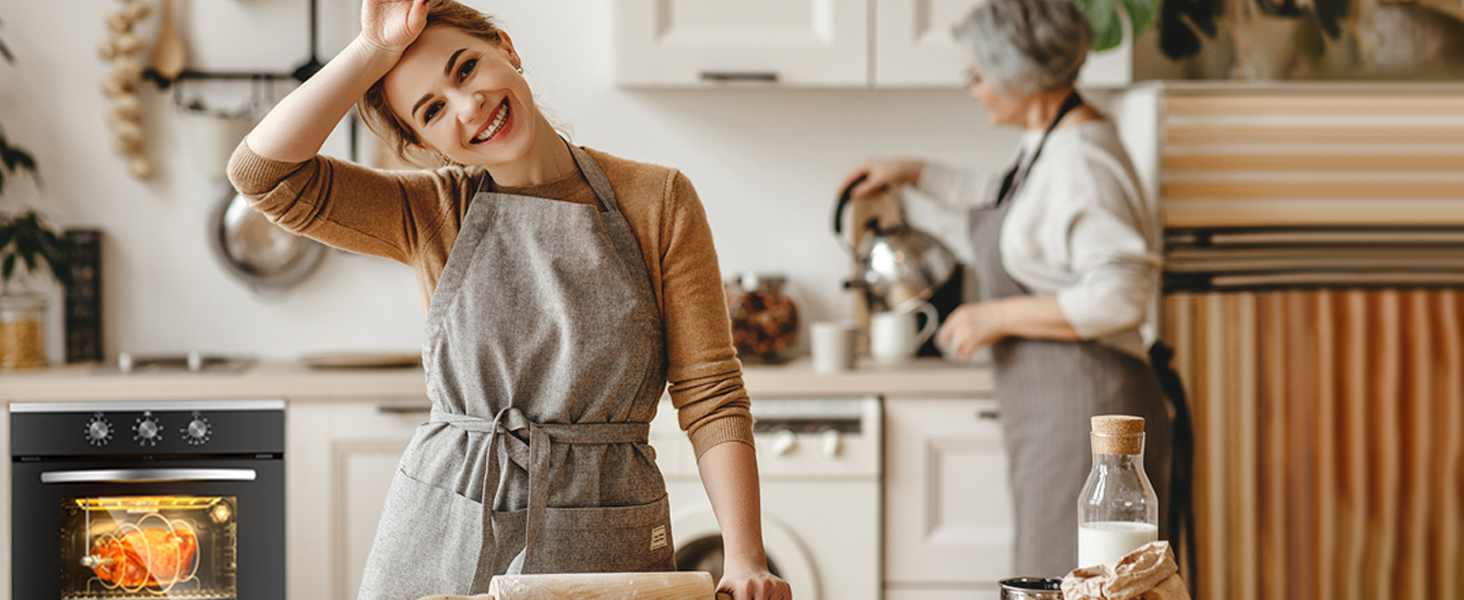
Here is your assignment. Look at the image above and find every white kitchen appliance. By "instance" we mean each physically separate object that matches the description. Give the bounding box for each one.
[649,396,882,600]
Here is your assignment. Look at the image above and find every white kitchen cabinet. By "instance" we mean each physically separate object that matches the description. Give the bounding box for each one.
[883,397,1014,593]
[285,400,426,600]
[875,0,1133,88]
[614,0,870,87]
[616,0,1131,88]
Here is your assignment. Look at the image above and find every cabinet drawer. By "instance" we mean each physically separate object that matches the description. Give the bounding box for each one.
[884,397,1014,585]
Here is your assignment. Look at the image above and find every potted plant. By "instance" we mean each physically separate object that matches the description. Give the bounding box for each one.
[0,17,69,370]
[1071,0,1351,79]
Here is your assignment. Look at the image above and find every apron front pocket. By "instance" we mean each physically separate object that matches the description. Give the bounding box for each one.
[510,494,675,574]
[359,469,484,599]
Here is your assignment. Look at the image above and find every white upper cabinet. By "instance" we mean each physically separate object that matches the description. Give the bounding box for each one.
[616,0,1133,88]
[614,0,871,87]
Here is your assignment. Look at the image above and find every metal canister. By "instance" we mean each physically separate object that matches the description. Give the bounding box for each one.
[999,577,1065,599]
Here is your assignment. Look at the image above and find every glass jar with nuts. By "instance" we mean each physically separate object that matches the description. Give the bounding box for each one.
[725,272,802,364]
[0,294,47,371]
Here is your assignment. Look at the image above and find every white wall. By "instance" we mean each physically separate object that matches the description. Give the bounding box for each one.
[1,0,1039,363]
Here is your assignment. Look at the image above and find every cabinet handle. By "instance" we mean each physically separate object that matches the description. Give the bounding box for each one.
[377,404,432,415]
[700,71,779,83]
[977,409,1000,421]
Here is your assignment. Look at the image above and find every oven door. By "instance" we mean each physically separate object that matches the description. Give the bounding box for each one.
[12,456,283,600]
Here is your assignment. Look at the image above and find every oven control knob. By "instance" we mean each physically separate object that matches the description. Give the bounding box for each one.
[133,414,162,446]
[770,429,798,456]
[183,416,212,445]
[85,415,114,447]
[819,428,843,459]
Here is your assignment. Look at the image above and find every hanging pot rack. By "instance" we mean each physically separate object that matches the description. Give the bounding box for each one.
[142,0,324,88]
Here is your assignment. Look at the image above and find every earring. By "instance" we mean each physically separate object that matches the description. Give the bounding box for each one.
[515,64,524,74]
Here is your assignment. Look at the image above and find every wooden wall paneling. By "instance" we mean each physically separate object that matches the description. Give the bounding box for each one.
[1438,291,1464,600]
[1341,291,1369,600]
[1159,90,1464,229]
[1257,293,1287,598]
[1315,291,1339,600]
[1368,292,1402,600]
[1400,292,1431,600]
[1164,95,1464,115]
[1197,293,1224,600]
[1283,292,1316,600]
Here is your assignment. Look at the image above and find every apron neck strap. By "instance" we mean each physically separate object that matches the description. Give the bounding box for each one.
[472,139,623,214]
[996,89,1084,206]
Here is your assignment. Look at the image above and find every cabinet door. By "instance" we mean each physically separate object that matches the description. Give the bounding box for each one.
[615,0,869,87]
[286,400,426,600]
[883,397,1014,586]
[873,0,1132,88]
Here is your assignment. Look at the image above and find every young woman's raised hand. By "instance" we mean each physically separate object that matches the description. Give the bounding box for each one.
[360,0,430,54]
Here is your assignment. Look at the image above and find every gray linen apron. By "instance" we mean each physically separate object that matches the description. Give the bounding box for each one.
[969,112,1172,578]
[357,144,675,600]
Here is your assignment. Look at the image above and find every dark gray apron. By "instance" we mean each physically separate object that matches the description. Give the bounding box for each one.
[357,144,674,600]
[969,98,1172,578]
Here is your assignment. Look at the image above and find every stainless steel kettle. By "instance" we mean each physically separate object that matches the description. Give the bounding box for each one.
[834,178,957,313]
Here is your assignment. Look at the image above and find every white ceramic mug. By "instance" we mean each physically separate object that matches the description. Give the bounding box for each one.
[869,301,939,365]
[810,320,859,373]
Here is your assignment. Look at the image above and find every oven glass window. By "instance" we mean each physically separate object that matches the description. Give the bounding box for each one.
[61,496,237,599]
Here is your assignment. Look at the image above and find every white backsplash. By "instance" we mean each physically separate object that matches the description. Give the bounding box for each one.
[1,0,1040,362]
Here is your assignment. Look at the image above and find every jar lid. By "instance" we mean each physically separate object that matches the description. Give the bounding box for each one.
[0,294,46,310]
[1091,415,1145,455]
[738,272,786,291]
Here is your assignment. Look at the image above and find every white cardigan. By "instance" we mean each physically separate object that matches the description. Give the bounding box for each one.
[915,119,1161,361]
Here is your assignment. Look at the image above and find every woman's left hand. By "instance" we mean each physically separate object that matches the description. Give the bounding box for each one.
[717,563,792,600]
[937,301,1008,362]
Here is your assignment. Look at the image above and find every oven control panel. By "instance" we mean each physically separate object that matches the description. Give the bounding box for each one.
[10,400,285,457]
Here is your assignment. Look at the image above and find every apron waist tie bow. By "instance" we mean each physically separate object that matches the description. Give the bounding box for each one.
[430,407,651,589]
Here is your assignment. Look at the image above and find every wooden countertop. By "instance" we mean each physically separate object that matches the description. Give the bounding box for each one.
[0,356,992,403]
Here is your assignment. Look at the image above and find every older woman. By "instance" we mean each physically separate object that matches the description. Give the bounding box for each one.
[839,0,1172,578]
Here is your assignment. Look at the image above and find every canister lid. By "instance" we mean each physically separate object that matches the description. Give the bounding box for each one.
[1091,415,1145,455]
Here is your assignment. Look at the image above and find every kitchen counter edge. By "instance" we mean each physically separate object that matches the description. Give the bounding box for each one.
[0,357,993,403]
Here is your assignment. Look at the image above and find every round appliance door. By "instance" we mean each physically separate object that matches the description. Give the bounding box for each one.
[671,505,820,600]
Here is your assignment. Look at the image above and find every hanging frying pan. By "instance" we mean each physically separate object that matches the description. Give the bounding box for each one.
[208,185,327,293]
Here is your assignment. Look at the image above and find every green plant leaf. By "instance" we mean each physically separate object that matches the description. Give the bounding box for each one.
[1119,0,1158,39]
[1074,0,1126,52]
[1158,0,1223,58]
[0,16,13,64]
[1313,0,1349,38]
[0,211,70,286]
[0,220,15,253]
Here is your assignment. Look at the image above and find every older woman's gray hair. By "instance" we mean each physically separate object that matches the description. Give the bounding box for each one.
[954,0,1095,96]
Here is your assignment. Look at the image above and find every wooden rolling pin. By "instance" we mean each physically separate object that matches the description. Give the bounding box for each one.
[417,571,732,600]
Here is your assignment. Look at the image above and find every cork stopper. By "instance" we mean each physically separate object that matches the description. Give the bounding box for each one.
[1091,415,1145,455]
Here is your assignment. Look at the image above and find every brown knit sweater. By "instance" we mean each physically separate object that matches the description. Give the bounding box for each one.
[226,141,753,458]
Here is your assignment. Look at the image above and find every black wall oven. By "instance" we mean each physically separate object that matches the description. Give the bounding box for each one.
[11,400,284,600]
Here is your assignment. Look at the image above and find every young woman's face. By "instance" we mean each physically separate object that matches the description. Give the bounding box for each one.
[966,63,1027,127]
[383,26,534,166]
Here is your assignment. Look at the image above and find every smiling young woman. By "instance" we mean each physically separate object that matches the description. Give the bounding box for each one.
[226,1,790,599]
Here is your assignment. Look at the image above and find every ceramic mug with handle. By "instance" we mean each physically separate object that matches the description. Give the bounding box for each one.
[869,301,939,365]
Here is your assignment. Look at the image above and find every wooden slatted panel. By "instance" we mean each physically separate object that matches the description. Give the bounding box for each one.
[1160,90,1464,227]
[1163,290,1464,599]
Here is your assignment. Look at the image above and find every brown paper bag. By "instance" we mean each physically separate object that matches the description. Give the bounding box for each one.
[1061,541,1192,600]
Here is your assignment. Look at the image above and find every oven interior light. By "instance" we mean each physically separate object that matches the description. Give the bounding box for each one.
[76,496,227,512]
[210,503,232,523]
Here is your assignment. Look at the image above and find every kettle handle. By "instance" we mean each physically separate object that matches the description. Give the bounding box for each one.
[833,175,865,236]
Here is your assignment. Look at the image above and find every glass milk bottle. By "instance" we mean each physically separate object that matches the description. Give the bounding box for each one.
[1077,415,1159,567]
